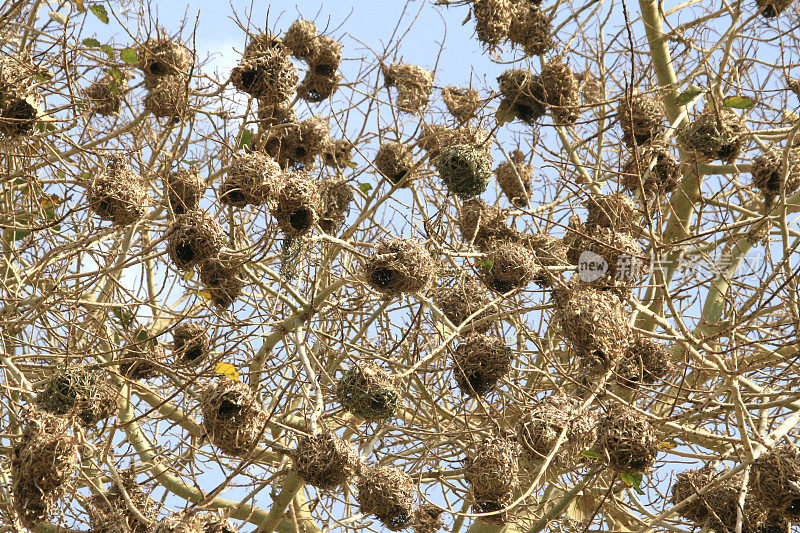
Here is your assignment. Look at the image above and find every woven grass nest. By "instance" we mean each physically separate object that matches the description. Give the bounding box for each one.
[584,192,639,231]
[382,62,434,114]
[751,148,800,205]
[88,156,149,226]
[335,362,399,420]
[476,240,539,294]
[199,249,246,309]
[319,178,353,234]
[85,71,129,116]
[118,334,165,380]
[566,225,645,292]
[756,0,794,17]
[220,152,282,208]
[496,150,533,207]
[497,69,546,124]
[375,141,416,186]
[143,76,190,121]
[88,467,160,533]
[230,47,298,105]
[521,232,569,287]
[172,322,210,365]
[257,100,297,133]
[166,211,225,271]
[412,504,445,533]
[434,275,496,333]
[473,0,513,51]
[35,363,117,426]
[167,168,203,214]
[435,144,493,198]
[293,430,362,489]
[242,32,285,57]
[464,436,519,524]
[618,93,663,146]
[298,71,340,103]
[267,116,331,169]
[750,444,800,519]
[458,198,521,251]
[357,465,416,531]
[452,333,513,396]
[614,335,671,387]
[270,171,321,236]
[677,106,746,163]
[621,142,680,197]
[539,60,580,125]
[418,123,487,159]
[284,19,319,59]
[322,138,354,168]
[596,404,658,473]
[442,86,481,123]
[508,3,553,57]
[139,38,191,89]
[364,238,436,296]
[516,394,596,465]
[201,379,266,455]
[152,511,238,533]
[0,95,41,137]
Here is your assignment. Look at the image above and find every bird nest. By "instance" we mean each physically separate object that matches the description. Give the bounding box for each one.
[508,3,553,57]
[284,19,319,59]
[615,335,671,387]
[670,465,716,523]
[566,225,645,293]
[364,238,436,296]
[473,0,513,51]
[138,38,192,89]
[516,394,595,465]
[319,178,353,234]
[153,512,205,533]
[293,430,362,489]
[756,0,793,17]
[497,68,546,124]
[201,379,266,455]
[270,172,321,236]
[88,467,160,533]
[257,100,297,134]
[307,35,342,76]
[199,249,246,309]
[166,168,203,215]
[35,363,117,426]
[118,334,165,380]
[230,47,298,105]
[540,60,580,125]
[0,95,40,137]
[323,139,354,168]
[677,107,746,163]
[458,198,522,251]
[434,275,496,333]
[618,93,663,146]
[435,144,493,198]
[584,192,638,231]
[172,322,210,365]
[596,404,658,473]
[88,156,149,226]
[143,76,190,121]
[298,71,340,103]
[220,151,282,208]
[749,444,800,519]
[266,116,331,169]
[166,211,225,271]
[496,150,533,207]
[452,333,513,396]
[442,86,481,123]
[464,436,519,523]
[85,71,129,116]
[476,240,539,293]
[418,123,488,159]
[751,148,800,205]
[621,142,680,197]
[412,504,445,533]
[382,63,434,114]
[375,141,416,186]
[242,32,285,58]
[335,362,399,420]
[357,466,416,531]
[521,232,569,286]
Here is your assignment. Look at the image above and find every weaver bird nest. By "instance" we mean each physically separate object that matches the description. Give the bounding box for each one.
[85,71,129,116]
[143,76,190,121]
[516,394,596,465]
[35,363,117,426]
[220,151,282,208]
[117,334,164,380]
[335,362,399,420]
[199,249,247,309]
[508,3,553,57]
[412,504,445,533]
[678,106,746,163]
[670,465,716,523]
[382,62,434,114]
[749,444,800,519]
[618,93,663,146]
[284,19,319,59]
[271,172,322,237]
[621,142,680,197]
[464,436,519,524]
[751,147,800,205]
[596,404,658,473]
[166,211,225,271]
[498,68,546,124]
[375,141,416,186]
[615,335,671,387]
[757,0,794,17]
[566,225,645,293]
[152,511,238,533]
[418,122,488,159]
[452,333,513,396]
[293,430,362,489]
[0,95,40,137]
[322,138,354,168]
[473,0,513,51]
[495,150,533,207]
[458,198,521,251]
[476,240,539,293]
[436,144,493,198]
[442,86,481,123]
[307,35,342,74]
[139,38,191,89]
[88,468,160,533]
[318,178,354,234]
[540,60,580,125]
[521,232,569,286]
[166,168,203,215]
[265,116,331,169]
[584,192,639,231]
[299,70,340,102]
[357,466,416,531]
[434,275,496,333]
[364,238,435,296]
[172,322,210,365]
[230,47,298,105]
[88,156,149,226]
[201,379,266,455]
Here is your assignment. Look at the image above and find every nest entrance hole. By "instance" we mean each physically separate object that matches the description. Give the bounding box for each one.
[175,242,195,265]
[315,64,335,76]
[489,279,515,294]
[148,61,169,77]
[464,371,490,396]
[184,345,203,362]
[787,498,800,518]
[217,399,241,419]
[289,208,314,233]
[371,267,400,290]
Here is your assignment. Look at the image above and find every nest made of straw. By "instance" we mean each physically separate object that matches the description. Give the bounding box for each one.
[0,94,40,137]
[418,123,488,159]
[476,240,539,293]
[89,468,160,533]
[166,211,225,271]
[579,71,605,106]
[118,335,165,380]
[197,512,238,533]
[143,76,191,121]
[516,394,596,464]
[521,232,569,286]
[220,151,282,207]
[496,150,533,207]
[615,335,671,387]
[434,275,496,333]
[199,249,247,309]
[257,100,297,134]
[670,465,716,523]
[375,141,416,186]
[335,362,399,420]
[621,142,680,197]
[319,178,353,234]
[85,71,129,116]
[442,86,481,123]
[293,431,362,489]
[596,404,658,473]
[266,116,331,169]
[539,60,581,125]
[584,192,639,231]
[364,238,436,296]
[678,106,746,163]
[566,225,645,292]
[473,0,514,51]
[452,333,513,396]
[153,512,206,533]
[322,138,354,168]
[139,38,192,89]
[464,436,519,523]
[756,0,794,17]
[166,168,203,215]
[284,19,319,59]
[435,144,493,198]
[230,47,298,105]
[497,68,546,124]
[201,379,266,455]
[298,70,340,103]
[750,444,800,519]
[88,156,149,226]
[36,364,117,426]
[618,93,664,146]
[270,171,322,236]
[458,198,521,250]
[242,32,285,58]
[508,3,553,57]
[172,322,210,365]
[412,504,445,533]
[382,62,434,114]
[751,147,800,205]
[357,466,416,531]
[307,35,343,76]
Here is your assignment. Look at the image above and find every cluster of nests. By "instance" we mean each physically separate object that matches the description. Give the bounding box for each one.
[138,37,193,120]
[88,467,160,533]
[152,511,238,533]
[473,0,553,57]
[35,363,117,426]
[497,61,581,125]
[0,54,44,138]
[201,379,267,455]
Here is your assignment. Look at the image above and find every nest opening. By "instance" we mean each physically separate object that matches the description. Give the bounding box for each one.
[435,144,493,198]
[452,334,513,396]
[357,466,415,531]
[294,431,361,489]
[173,323,210,365]
[364,238,435,296]
[230,49,298,104]
[335,362,399,420]
[201,379,265,455]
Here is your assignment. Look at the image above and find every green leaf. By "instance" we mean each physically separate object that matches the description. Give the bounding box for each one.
[49,11,68,24]
[722,95,756,109]
[44,208,56,220]
[238,129,253,150]
[9,230,30,241]
[35,73,51,82]
[120,48,138,64]
[83,37,101,47]
[112,306,134,327]
[342,160,357,169]
[477,258,493,271]
[677,84,704,105]
[100,44,114,58]
[580,449,600,459]
[620,471,644,494]
[495,98,517,125]
[89,4,109,23]
[358,182,372,194]
[135,329,149,343]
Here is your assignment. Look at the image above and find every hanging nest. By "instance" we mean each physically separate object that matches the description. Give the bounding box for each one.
[166,211,225,271]
[750,148,800,205]
[357,466,415,531]
[540,60,580,125]
[143,76,190,121]
[382,63,434,114]
[270,172,322,236]
[0,95,40,137]
[508,4,553,57]
[172,322,210,365]
[307,35,342,76]
[268,116,331,169]
[166,168,203,215]
[584,192,638,231]
[418,123,488,159]
[442,86,481,123]
[364,238,436,296]
[452,333,513,396]
[435,144,493,198]
[434,275,496,333]
[476,240,539,293]
[521,232,569,286]
[88,467,160,533]
[670,466,716,523]
[596,404,658,473]
[497,69,546,124]
[319,178,353,234]
[35,364,117,426]
[566,225,645,292]
[242,32,285,58]
[298,71,340,103]
[117,334,165,380]
[322,139,354,168]
[412,504,445,533]
[88,156,149,226]
[201,379,266,455]
[496,150,533,207]
[293,431,362,489]
[335,362,399,420]
[579,71,605,106]
[618,93,663,146]
[375,141,416,186]
[284,19,319,59]
[749,444,800,519]
[197,512,238,533]
[756,0,794,17]
[464,436,519,524]
[257,100,297,134]
[138,38,192,89]
[199,249,247,309]
[153,512,205,533]
[473,0,514,51]
[0,53,39,101]
[458,198,521,250]
[220,151,282,207]
[85,71,129,116]
[621,142,680,197]
[516,394,596,464]
[615,335,671,387]
[677,107,746,163]
[230,47,298,105]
